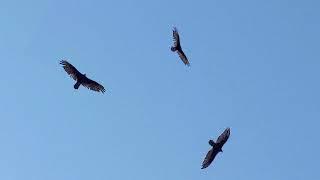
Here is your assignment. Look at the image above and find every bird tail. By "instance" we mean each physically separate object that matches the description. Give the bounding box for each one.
[74,81,81,89]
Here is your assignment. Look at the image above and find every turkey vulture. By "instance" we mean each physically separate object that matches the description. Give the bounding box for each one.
[171,27,190,66]
[201,128,230,169]
[60,60,106,93]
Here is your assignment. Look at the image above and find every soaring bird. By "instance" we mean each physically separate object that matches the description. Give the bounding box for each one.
[201,128,230,169]
[60,60,106,93]
[171,27,190,66]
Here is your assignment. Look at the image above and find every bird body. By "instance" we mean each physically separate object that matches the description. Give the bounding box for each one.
[60,60,106,93]
[171,27,190,66]
[201,128,230,169]
[73,73,87,89]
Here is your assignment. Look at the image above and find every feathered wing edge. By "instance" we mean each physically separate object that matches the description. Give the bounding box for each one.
[172,27,180,47]
[201,148,219,169]
[177,50,190,66]
[82,77,106,93]
[216,128,230,145]
[60,60,81,81]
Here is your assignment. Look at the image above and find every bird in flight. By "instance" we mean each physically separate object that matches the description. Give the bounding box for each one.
[201,128,230,169]
[171,27,190,66]
[60,60,106,93]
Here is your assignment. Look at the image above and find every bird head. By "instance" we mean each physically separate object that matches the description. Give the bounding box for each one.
[171,46,176,52]
[208,140,215,146]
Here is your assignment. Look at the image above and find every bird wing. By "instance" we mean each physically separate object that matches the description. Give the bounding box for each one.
[216,128,230,146]
[177,49,190,66]
[82,76,106,93]
[201,148,218,169]
[172,27,180,47]
[60,60,81,81]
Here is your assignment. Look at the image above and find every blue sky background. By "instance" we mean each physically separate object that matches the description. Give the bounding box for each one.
[0,0,319,179]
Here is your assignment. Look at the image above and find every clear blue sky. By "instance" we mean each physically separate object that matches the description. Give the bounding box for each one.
[0,0,319,179]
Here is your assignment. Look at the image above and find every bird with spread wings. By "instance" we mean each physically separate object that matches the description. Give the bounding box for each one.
[60,60,106,93]
[171,27,190,66]
[201,128,230,169]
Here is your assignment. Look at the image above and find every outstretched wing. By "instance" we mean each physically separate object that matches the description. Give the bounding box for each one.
[60,60,81,81]
[82,77,106,93]
[177,49,190,66]
[201,148,218,169]
[172,27,180,47]
[216,128,230,146]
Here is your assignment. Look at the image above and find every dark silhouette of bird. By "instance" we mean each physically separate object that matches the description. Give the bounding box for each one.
[201,128,230,169]
[60,60,106,93]
[171,27,190,66]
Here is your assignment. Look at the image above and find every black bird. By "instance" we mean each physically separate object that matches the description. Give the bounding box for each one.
[171,27,190,66]
[60,60,106,93]
[201,128,230,169]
